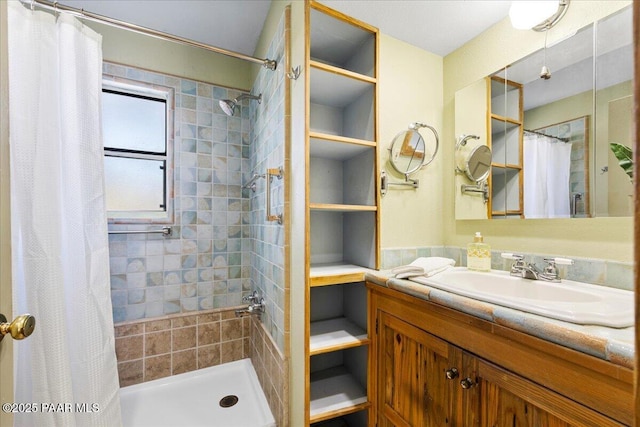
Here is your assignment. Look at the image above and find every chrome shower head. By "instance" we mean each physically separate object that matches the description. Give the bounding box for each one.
[218,93,262,117]
[219,99,237,116]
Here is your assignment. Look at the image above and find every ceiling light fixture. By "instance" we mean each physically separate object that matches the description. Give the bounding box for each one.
[509,0,570,32]
[540,31,551,80]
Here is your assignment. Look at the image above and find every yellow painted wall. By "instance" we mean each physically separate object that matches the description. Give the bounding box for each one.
[85,21,252,90]
[443,1,632,262]
[379,34,444,248]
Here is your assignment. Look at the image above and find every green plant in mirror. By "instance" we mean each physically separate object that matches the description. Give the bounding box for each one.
[610,142,633,180]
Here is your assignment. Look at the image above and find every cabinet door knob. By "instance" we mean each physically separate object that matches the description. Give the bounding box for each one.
[445,368,459,380]
[460,377,475,389]
[0,313,36,342]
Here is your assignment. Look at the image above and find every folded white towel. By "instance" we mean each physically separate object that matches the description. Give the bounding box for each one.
[391,257,456,279]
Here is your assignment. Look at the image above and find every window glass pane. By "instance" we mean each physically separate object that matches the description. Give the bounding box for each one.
[102,91,166,153]
[105,156,165,212]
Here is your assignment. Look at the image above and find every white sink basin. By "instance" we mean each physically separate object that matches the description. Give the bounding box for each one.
[410,267,634,328]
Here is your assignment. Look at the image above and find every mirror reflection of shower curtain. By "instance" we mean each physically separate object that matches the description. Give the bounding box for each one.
[523,133,572,218]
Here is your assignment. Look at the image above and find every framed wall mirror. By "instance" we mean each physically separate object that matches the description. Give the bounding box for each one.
[455,5,632,220]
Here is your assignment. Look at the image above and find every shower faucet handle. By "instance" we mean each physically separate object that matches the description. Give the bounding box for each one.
[242,291,259,304]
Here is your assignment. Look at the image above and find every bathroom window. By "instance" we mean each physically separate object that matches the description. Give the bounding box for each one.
[102,80,173,222]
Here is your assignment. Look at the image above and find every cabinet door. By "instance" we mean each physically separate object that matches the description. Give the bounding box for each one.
[377,312,453,427]
[477,360,623,427]
[450,349,480,427]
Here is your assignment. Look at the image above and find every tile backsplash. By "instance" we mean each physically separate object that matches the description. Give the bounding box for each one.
[381,246,633,291]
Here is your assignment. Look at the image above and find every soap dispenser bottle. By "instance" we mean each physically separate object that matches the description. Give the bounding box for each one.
[467,232,491,272]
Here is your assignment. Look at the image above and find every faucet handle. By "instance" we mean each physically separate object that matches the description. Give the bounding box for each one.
[242,291,258,303]
[502,253,526,268]
[543,257,573,268]
[541,258,572,282]
[548,257,573,266]
[501,253,524,261]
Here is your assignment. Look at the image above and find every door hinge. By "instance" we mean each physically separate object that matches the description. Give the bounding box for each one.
[375,318,378,334]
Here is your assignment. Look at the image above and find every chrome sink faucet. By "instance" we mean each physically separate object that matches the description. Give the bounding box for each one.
[501,253,573,282]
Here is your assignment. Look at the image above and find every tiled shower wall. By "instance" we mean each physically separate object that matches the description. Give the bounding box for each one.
[105,11,290,424]
[248,10,289,426]
[104,62,253,323]
[249,13,287,355]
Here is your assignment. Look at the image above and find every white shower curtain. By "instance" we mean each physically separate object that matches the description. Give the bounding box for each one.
[523,133,572,218]
[8,2,122,426]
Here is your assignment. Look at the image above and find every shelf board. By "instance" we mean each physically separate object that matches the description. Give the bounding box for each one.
[310,317,369,356]
[310,262,369,287]
[310,66,374,108]
[310,203,377,212]
[492,210,523,216]
[491,162,522,170]
[310,135,375,163]
[310,367,369,423]
[310,131,376,148]
[310,60,376,84]
[490,114,521,127]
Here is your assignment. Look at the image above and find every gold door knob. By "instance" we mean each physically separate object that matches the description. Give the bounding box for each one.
[0,313,36,342]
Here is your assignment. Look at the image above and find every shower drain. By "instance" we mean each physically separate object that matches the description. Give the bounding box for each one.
[219,395,239,408]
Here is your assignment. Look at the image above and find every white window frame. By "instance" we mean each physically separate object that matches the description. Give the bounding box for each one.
[102,79,174,224]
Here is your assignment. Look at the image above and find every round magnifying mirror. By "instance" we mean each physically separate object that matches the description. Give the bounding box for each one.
[463,145,492,183]
[389,130,426,176]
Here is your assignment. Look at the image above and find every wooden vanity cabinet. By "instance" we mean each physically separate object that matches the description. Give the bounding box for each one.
[369,283,633,427]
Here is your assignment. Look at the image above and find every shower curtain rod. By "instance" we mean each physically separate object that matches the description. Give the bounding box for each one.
[524,129,570,143]
[23,0,278,71]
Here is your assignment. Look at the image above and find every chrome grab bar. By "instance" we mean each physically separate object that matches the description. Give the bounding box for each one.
[108,226,172,236]
[266,167,283,225]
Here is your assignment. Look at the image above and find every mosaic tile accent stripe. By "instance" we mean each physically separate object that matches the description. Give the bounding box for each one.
[114,308,250,387]
[104,63,253,322]
[381,247,633,291]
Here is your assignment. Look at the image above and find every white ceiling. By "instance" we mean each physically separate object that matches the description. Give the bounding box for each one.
[56,0,513,58]
[323,1,512,56]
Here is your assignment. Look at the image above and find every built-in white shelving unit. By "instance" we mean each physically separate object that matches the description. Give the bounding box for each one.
[306,2,378,425]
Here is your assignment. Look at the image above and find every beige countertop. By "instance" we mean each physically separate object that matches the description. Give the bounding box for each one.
[365,270,634,370]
